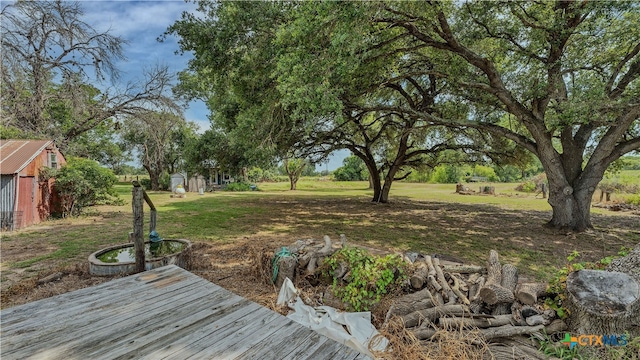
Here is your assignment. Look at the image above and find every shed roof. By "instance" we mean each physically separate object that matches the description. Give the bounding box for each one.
[0,140,53,175]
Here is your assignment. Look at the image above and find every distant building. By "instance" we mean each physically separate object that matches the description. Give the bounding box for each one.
[0,140,66,230]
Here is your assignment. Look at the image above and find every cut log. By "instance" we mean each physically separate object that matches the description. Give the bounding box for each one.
[427,275,442,292]
[401,304,470,328]
[424,256,437,277]
[525,315,548,326]
[410,260,429,289]
[450,274,470,305]
[432,257,457,304]
[275,255,297,289]
[442,264,486,274]
[565,269,640,336]
[485,250,502,285]
[515,282,548,305]
[298,251,312,268]
[306,257,317,274]
[333,262,349,279]
[544,319,567,334]
[317,235,333,257]
[479,283,515,305]
[470,276,485,301]
[385,287,438,322]
[469,298,484,314]
[493,264,518,315]
[480,324,544,341]
[438,315,513,329]
[434,292,444,307]
[412,326,437,340]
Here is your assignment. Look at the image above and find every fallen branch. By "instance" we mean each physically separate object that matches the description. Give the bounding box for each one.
[402,304,470,328]
[438,315,513,329]
[385,287,438,322]
[480,324,544,341]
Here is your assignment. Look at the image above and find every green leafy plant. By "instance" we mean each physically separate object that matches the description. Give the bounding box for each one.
[324,247,406,311]
[545,247,631,319]
[224,182,256,192]
[54,157,120,217]
[538,334,585,360]
[625,194,640,206]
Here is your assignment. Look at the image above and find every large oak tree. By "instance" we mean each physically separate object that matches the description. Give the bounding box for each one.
[372,1,639,230]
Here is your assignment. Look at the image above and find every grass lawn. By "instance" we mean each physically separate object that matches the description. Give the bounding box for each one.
[2,179,638,297]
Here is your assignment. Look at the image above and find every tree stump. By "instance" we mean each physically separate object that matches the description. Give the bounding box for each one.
[565,270,640,336]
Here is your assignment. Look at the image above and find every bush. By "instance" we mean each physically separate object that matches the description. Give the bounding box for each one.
[404,169,432,183]
[159,172,171,191]
[140,179,152,190]
[324,247,406,311]
[248,167,279,182]
[470,165,499,182]
[515,180,537,192]
[333,156,368,181]
[54,157,120,217]
[431,165,462,183]
[515,173,547,192]
[224,182,256,191]
[626,194,640,206]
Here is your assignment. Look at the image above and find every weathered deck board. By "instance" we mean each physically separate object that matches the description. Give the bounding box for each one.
[1,265,372,360]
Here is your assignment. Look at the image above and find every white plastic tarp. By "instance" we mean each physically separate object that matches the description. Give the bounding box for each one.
[277,278,388,358]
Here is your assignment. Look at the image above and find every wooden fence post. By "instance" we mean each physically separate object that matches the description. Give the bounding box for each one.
[132,183,145,273]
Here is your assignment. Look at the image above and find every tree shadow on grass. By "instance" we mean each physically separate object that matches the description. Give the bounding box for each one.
[161,195,639,280]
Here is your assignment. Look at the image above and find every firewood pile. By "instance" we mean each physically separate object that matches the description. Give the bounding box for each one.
[272,237,567,357]
[389,250,566,344]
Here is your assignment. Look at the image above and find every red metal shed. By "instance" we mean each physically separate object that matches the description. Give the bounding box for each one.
[0,140,66,230]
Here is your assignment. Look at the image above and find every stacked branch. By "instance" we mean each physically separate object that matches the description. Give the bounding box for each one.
[385,250,560,350]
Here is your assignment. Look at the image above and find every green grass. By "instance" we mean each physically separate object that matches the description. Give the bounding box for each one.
[2,180,638,283]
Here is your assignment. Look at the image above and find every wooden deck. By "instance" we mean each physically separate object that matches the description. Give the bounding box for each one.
[1,265,371,359]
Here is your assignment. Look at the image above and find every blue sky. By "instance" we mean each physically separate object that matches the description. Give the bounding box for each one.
[79,0,210,130]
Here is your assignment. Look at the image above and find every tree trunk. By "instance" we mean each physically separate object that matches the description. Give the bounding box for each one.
[364,160,382,203]
[546,182,596,232]
[379,179,393,203]
[289,175,297,190]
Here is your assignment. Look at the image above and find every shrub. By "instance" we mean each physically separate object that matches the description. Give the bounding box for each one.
[515,180,537,192]
[431,165,462,183]
[515,173,547,192]
[333,156,368,181]
[140,179,152,190]
[54,157,120,217]
[625,194,640,206]
[471,165,500,182]
[159,172,171,191]
[324,247,406,311]
[224,182,256,191]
